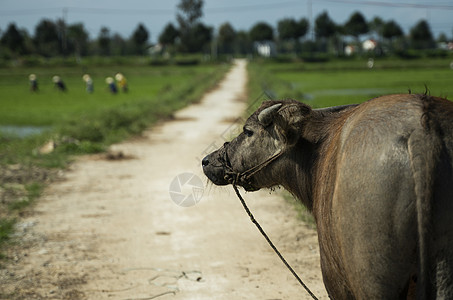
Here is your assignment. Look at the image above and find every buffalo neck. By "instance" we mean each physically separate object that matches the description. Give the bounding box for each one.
[279,139,317,211]
[279,107,356,214]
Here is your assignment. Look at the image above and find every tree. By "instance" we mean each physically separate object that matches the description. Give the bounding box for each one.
[278,18,308,41]
[159,23,179,45]
[278,18,298,41]
[217,22,236,54]
[369,16,384,41]
[111,33,127,56]
[382,20,403,40]
[315,12,336,40]
[176,0,205,52]
[21,29,35,54]
[34,19,60,57]
[1,23,25,55]
[98,26,111,56]
[249,22,274,42]
[382,20,404,53]
[296,18,309,40]
[131,23,149,55]
[277,18,309,54]
[235,30,252,55]
[410,20,435,49]
[177,0,203,29]
[344,11,369,40]
[67,23,89,56]
[314,12,337,53]
[437,33,448,44]
[191,23,212,52]
[56,18,67,55]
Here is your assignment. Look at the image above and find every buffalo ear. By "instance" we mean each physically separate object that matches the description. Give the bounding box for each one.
[274,102,312,146]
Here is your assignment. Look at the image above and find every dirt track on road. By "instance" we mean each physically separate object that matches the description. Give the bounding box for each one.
[0,60,328,299]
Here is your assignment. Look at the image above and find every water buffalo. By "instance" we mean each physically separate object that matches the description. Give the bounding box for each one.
[202,94,453,299]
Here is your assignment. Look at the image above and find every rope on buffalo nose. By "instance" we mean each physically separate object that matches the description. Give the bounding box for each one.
[232,184,319,300]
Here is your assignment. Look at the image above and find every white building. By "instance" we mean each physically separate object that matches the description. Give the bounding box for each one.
[254,41,277,57]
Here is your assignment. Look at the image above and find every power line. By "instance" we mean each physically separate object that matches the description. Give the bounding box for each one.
[0,7,174,17]
[317,0,453,10]
[206,1,301,13]
[66,7,175,16]
[0,2,303,17]
[1,1,452,18]
[0,8,61,16]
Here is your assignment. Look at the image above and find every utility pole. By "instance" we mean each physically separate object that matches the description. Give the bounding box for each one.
[211,30,218,61]
[308,0,314,40]
[62,7,68,55]
[63,7,68,23]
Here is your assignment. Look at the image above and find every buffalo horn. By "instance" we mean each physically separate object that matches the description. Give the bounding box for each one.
[258,103,282,126]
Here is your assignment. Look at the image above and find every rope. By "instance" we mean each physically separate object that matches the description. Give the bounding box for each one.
[223,141,318,299]
[239,149,282,180]
[233,184,319,300]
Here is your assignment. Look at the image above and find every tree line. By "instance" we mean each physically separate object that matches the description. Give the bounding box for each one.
[0,20,150,58]
[1,0,450,60]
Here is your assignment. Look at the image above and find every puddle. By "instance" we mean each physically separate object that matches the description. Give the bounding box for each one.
[0,125,51,138]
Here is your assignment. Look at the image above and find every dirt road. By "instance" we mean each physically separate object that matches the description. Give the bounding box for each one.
[1,60,328,299]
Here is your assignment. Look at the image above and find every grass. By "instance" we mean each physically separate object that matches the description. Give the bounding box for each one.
[246,56,453,224]
[0,61,230,257]
[0,181,43,252]
[248,57,453,111]
[7,182,43,211]
[0,64,226,126]
[0,63,229,160]
[0,219,15,244]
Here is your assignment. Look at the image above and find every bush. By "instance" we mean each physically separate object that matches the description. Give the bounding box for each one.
[149,59,170,66]
[60,119,105,143]
[0,219,15,244]
[21,55,45,67]
[175,58,200,66]
[300,53,330,63]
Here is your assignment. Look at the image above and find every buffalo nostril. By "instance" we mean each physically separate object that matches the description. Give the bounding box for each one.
[202,157,210,167]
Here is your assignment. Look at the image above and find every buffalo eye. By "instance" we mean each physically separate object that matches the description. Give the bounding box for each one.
[243,127,254,137]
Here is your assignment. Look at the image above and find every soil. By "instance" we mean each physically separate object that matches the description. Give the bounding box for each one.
[0,60,329,300]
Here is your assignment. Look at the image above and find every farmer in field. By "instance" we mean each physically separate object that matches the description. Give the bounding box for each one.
[83,74,94,93]
[106,77,118,94]
[52,75,67,92]
[115,72,128,93]
[29,74,38,92]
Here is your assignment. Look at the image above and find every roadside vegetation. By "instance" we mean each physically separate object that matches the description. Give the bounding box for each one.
[0,56,230,258]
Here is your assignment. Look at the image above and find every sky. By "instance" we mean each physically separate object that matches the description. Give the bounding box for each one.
[1,0,452,42]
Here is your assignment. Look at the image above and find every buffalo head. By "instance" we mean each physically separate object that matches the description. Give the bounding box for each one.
[202,100,313,191]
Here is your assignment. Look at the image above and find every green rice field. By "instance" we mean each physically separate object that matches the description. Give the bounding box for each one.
[0,61,229,166]
[0,64,227,127]
[247,57,453,110]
